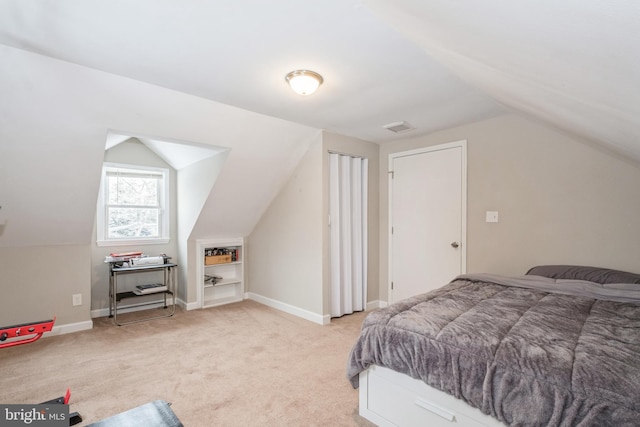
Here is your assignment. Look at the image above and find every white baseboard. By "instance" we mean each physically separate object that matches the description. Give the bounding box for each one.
[246,294,386,326]
[88,295,386,326]
[246,292,329,325]
[367,300,388,310]
[47,319,93,337]
[90,301,177,319]
[184,300,200,311]
[90,296,187,318]
[91,307,110,318]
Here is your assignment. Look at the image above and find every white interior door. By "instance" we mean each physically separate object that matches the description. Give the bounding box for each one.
[389,141,466,303]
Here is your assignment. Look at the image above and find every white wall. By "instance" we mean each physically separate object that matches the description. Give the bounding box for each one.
[248,134,324,318]
[0,245,91,327]
[181,152,229,306]
[379,114,640,301]
[248,131,380,322]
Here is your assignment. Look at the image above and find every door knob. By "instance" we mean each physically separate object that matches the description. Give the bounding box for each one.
[451,242,459,248]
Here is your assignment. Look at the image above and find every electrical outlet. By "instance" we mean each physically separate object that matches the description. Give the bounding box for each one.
[72,294,82,306]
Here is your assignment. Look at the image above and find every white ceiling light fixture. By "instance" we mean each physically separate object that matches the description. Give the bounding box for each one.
[285,70,323,96]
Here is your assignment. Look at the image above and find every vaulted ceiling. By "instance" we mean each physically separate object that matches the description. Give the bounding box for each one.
[0,0,505,144]
[0,0,638,247]
[364,0,640,160]
[2,0,636,153]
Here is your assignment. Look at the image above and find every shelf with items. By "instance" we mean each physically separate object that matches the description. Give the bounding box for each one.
[204,246,240,265]
[196,238,245,309]
[204,276,242,288]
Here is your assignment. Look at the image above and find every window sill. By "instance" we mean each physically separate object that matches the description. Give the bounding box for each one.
[96,238,170,247]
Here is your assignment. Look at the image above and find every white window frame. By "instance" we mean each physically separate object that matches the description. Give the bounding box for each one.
[97,162,170,246]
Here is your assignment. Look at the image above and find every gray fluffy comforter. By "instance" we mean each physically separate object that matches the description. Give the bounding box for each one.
[347,274,640,426]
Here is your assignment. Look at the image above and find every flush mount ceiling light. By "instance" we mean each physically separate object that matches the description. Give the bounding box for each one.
[285,70,323,96]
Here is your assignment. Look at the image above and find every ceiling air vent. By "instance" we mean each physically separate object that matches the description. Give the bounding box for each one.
[383,121,414,134]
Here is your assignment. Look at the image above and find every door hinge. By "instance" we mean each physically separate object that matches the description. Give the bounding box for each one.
[391,226,394,234]
[391,281,394,290]
[388,170,394,179]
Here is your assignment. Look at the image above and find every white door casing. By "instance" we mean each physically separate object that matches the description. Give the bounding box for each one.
[389,141,466,304]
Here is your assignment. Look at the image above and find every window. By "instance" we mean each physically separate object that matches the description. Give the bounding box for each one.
[97,163,170,246]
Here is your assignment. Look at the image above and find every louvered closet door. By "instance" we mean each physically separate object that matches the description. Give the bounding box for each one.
[389,141,466,304]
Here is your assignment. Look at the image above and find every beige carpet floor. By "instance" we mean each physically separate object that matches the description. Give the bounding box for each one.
[0,300,375,426]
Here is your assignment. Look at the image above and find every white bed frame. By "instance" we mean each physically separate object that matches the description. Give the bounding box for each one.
[359,365,505,427]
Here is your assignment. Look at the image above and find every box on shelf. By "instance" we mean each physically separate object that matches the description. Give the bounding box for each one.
[205,254,232,265]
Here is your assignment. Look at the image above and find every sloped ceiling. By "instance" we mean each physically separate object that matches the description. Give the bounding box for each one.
[0,1,638,247]
[0,45,318,247]
[363,0,640,160]
[0,0,504,143]
[108,133,225,171]
[0,0,635,157]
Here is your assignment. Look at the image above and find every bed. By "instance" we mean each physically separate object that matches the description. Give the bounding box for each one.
[347,266,640,426]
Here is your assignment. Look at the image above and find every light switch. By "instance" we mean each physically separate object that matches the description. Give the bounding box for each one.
[486,211,499,223]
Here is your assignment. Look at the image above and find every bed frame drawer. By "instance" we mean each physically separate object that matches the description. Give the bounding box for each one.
[359,366,504,427]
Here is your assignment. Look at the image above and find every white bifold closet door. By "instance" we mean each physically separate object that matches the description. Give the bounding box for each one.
[329,153,368,318]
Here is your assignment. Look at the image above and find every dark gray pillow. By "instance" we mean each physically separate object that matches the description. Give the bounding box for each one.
[526,265,640,284]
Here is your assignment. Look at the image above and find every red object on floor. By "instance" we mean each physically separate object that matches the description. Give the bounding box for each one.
[0,317,55,349]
